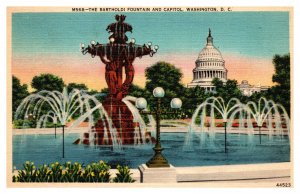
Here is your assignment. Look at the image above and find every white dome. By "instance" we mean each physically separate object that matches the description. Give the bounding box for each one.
[188,29,228,90]
[197,29,224,62]
[197,45,224,61]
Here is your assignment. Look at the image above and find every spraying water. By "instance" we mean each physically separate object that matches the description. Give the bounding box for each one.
[185,97,290,151]
[15,88,153,150]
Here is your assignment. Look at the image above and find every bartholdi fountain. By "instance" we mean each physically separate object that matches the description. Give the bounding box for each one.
[12,14,291,184]
[80,15,158,145]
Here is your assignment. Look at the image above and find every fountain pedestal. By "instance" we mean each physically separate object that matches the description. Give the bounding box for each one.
[83,97,144,145]
[138,164,177,183]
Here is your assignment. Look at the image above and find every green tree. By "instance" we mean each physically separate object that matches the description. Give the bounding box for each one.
[224,79,243,100]
[100,87,109,94]
[182,86,209,117]
[267,54,290,115]
[247,90,267,104]
[128,84,145,98]
[96,88,109,102]
[145,61,184,93]
[29,74,65,123]
[31,74,65,92]
[144,61,185,118]
[67,82,88,93]
[272,54,290,89]
[211,78,224,90]
[212,78,243,102]
[12,75,29,114]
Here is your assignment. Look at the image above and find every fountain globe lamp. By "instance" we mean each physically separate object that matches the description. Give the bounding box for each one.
[153,87,165,98]
[137,87,182,168]
[109,37,115,43]
[131,38,136,44]
[170,98,182,109]
[136,97,147,110]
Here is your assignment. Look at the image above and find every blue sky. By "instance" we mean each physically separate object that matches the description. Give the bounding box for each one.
[12,11,289,58]
[11,11,290,90]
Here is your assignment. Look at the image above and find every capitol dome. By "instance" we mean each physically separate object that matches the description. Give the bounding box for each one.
[197,44,224,62]
[188,29,228,91]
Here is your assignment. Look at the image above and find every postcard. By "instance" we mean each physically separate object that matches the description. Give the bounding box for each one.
[7,6,293,187]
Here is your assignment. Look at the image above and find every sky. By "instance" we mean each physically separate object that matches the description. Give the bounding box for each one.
[11,11,290,91]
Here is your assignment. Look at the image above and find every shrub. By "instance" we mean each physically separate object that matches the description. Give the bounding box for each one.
[80,161,111,182]
[13,119,36,129]
[13,119,24,129]
[12,160,112,183]
[62,161,83,182]
[13,161,38,182]
[113,165,135,183]
[35,164,51,182]
[48,162,64,182]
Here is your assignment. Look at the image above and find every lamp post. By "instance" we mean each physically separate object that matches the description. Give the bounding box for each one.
[224,121,227,153]
[258,125,262,144]
[136,87,182,168]
[54,124,57,139]
[54,116,57,139]
[207,118,210,131]
[62,125,65,158]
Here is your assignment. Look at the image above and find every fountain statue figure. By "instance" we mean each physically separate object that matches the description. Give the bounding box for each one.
[80,15,158,145]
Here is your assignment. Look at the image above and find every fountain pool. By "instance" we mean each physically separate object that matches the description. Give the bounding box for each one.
[13,132,290,169]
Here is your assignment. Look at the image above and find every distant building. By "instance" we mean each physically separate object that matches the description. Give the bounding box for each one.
[238,80,269,96]
[188,29,228,92]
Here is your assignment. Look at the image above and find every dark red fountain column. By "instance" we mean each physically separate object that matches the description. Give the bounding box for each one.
[81,15,158,145]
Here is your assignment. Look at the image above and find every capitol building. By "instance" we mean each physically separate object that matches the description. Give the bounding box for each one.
[187,29,269,96]
[188,29,228,91]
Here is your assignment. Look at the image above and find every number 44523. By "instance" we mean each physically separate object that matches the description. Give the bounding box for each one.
[276,183,291,187]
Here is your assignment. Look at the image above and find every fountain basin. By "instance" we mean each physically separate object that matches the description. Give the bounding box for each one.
[13,132,290,169]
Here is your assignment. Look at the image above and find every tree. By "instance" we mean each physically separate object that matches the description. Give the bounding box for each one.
[267,54,290,115]
[128,84,145,98]
[272,54,290,89]
[211,78,224,90]
[224,79,243,100]
[145,61,184,94]
[31,74,65,92]
[144,61,185,117]
[212,78,243,102]
[12,76,29,114]
[211,78,224,100]
[67,82,88,93]
[182,86,209,117]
